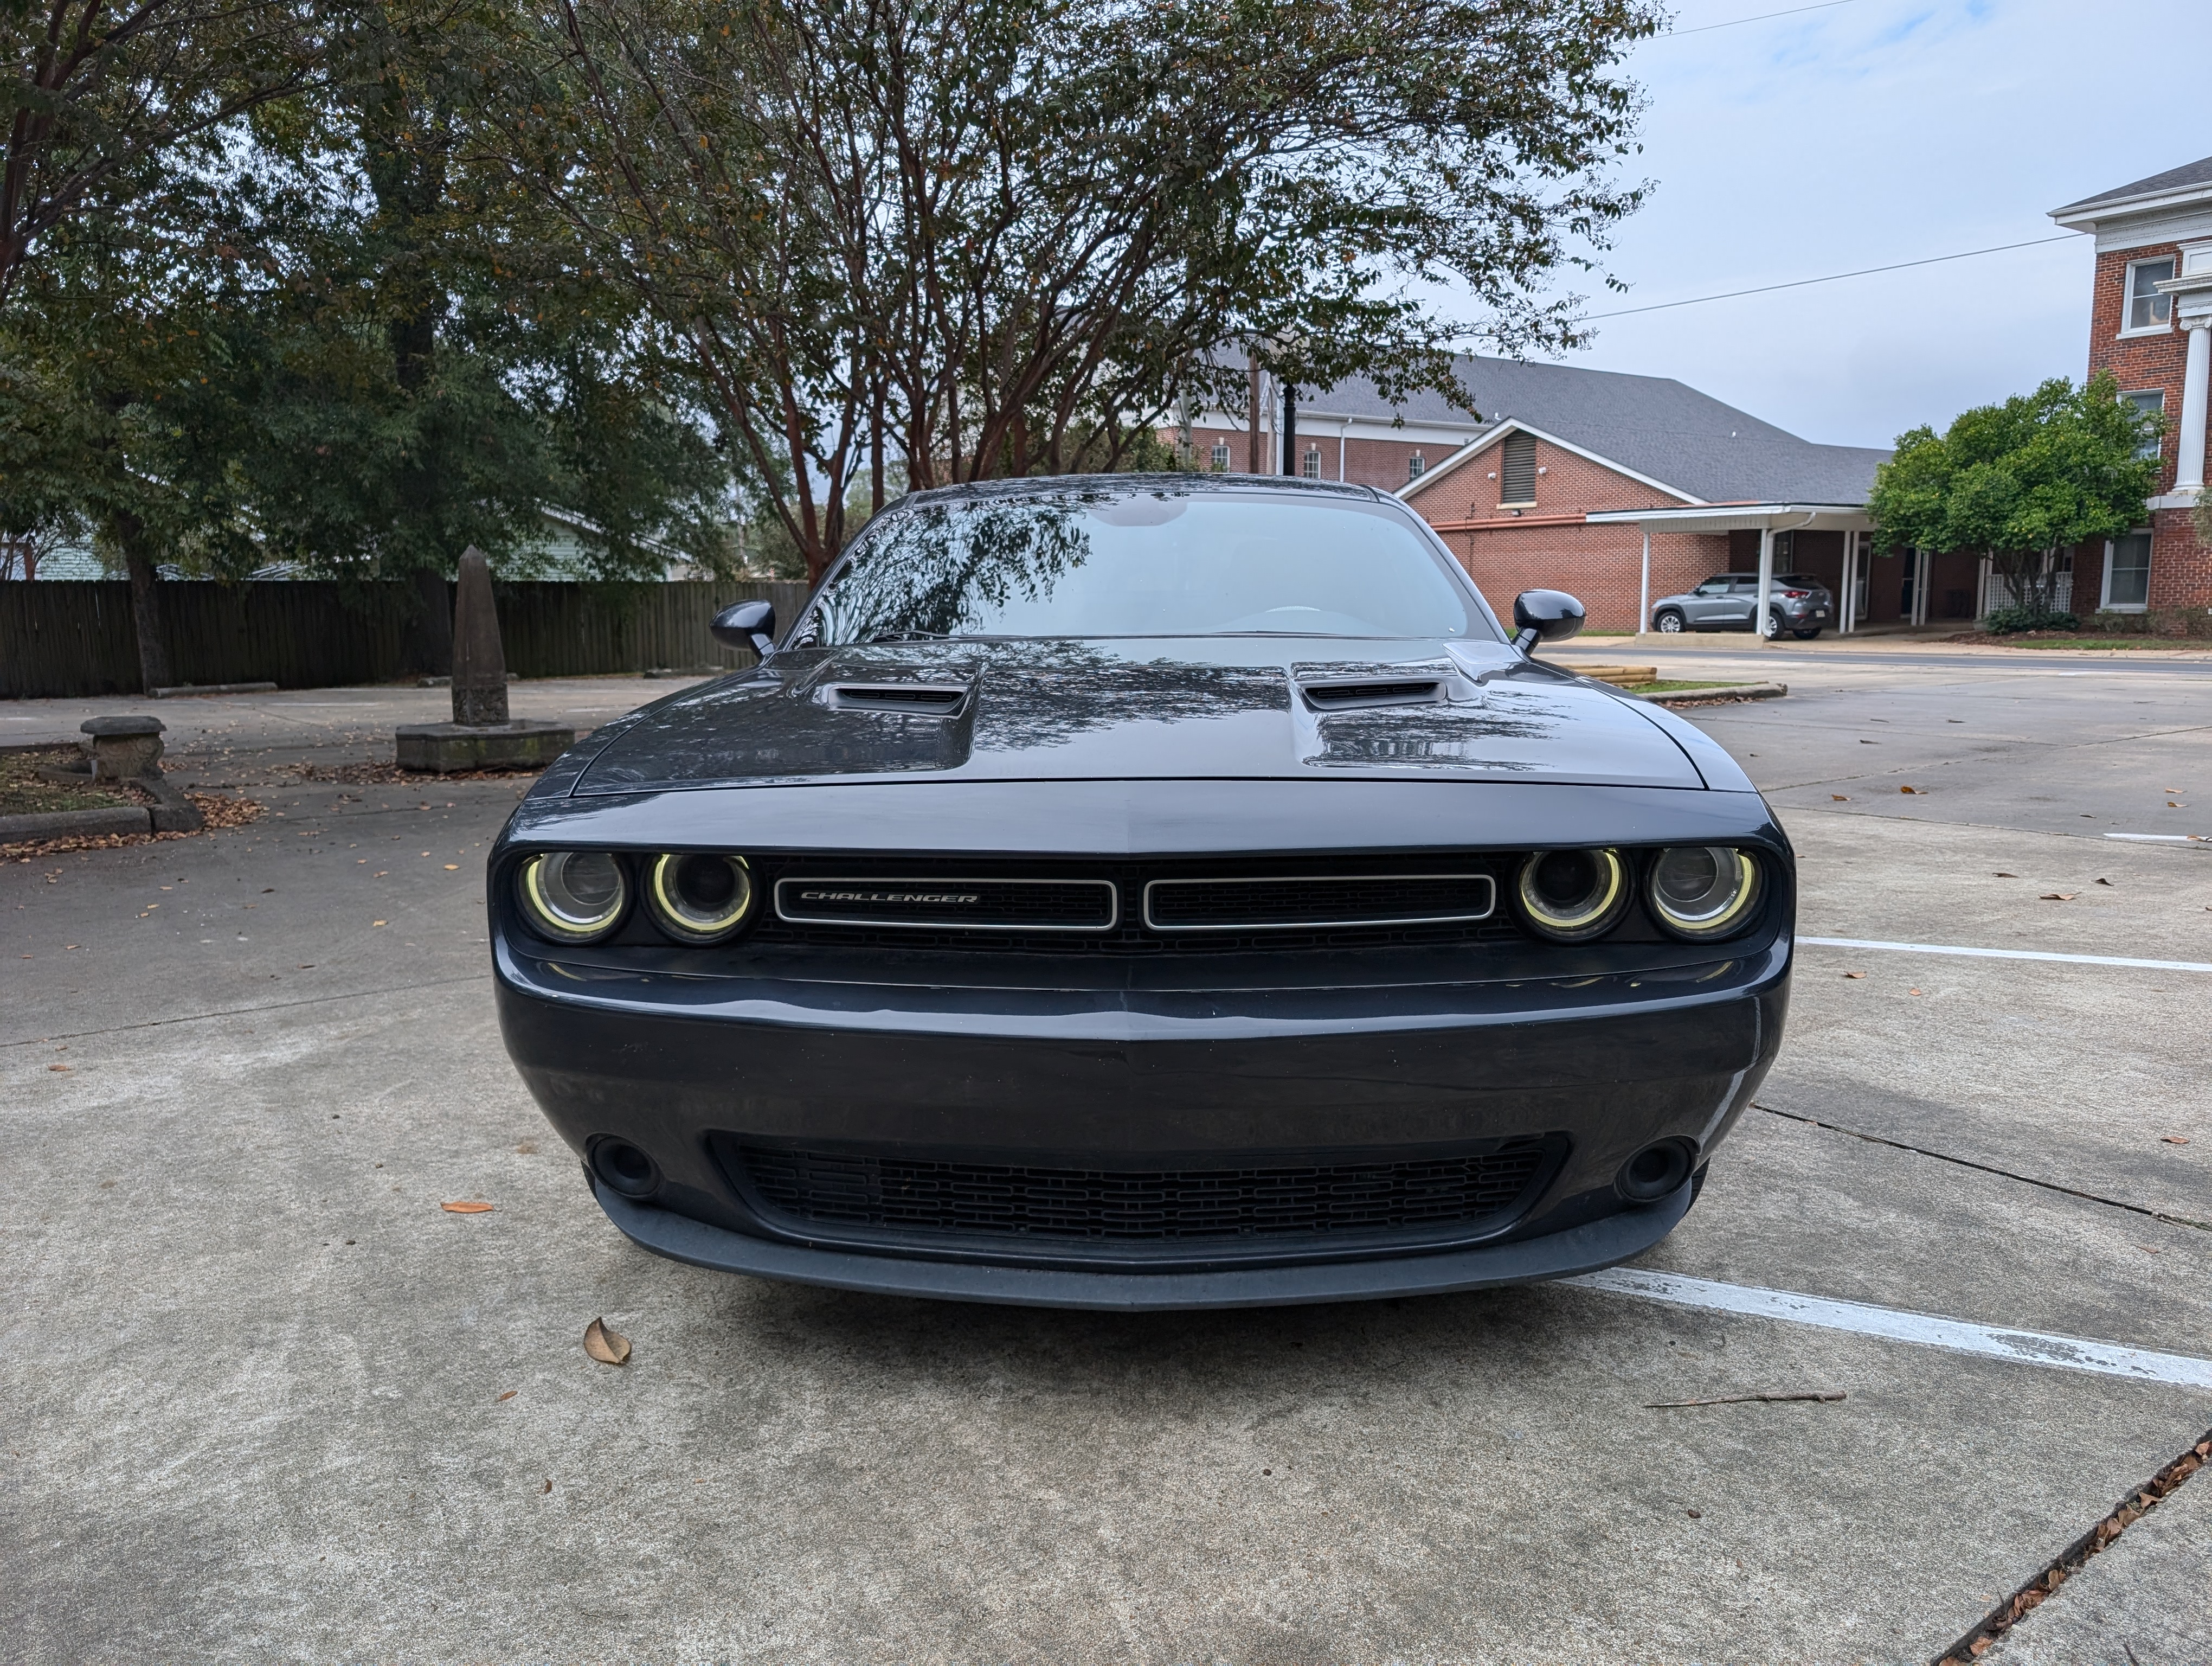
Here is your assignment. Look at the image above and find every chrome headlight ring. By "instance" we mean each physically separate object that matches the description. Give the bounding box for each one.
[644,851,756,944]
[1646,845,1763,941]
[1515,848,1631,943]
[516,850,630,944]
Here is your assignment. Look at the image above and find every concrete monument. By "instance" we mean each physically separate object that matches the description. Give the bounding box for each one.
[395,548,575,773]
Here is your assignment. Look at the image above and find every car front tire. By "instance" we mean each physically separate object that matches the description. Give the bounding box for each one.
[1654,610,1685,634]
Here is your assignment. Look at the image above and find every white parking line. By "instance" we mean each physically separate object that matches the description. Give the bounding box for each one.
[2107,832,2205,843]
[1566,1269,2212,1389]
[1797,935,2212,973]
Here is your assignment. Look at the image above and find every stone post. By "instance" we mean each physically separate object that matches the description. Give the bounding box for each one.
[451,546,510,726]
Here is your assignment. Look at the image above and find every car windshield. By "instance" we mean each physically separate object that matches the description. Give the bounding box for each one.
[801,488,1486,644]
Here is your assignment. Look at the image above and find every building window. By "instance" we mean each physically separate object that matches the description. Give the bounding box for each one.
[2103,530,2152,611]
[1499,431,1536,503]
[1209,441,1230,472]
[1407,452,1426,482]
[2125,259,2175,333]
[1302,446,1321,479]
[2122,389,2165,459]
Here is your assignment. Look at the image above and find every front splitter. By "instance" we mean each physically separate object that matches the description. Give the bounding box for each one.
[588,1177,1696,1311]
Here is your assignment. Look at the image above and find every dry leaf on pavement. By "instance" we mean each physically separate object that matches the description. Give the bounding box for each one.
[584,1317,632,1366]
[1831,794,1849,801]
[1843,972,1866,979]
[1899,785,1919,794]
[2041,893,2077,901]
[441,1200,494,1213]
[2095,877,2114,886]
[1994,872,2018,877]
[2164,1136,2192,1146]
[496,1390,517,1402]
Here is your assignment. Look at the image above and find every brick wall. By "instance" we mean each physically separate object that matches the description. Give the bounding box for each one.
[2084,244,2211,610]
[1175,424,1450,492]
[1405,431,1724,631]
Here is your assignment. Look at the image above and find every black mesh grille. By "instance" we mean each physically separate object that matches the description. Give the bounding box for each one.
[733,1142,1552,1243]
[1146,873,1494,930]
[1302,680,1441,706]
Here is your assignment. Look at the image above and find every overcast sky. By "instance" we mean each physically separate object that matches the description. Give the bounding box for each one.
[1504,0,2203,451]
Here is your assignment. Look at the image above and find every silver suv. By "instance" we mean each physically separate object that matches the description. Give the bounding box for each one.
[1650,574,1832,639]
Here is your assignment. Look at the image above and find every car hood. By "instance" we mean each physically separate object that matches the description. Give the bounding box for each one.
[571,638,1710,794]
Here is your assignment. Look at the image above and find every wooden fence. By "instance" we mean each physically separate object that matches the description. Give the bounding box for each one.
[0,578,813,700]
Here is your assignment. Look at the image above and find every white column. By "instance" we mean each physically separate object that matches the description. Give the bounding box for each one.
[1841,533,1856,635]
[1754,527,1774,645]
[2177,319,2211,492]
[1639,529,1651,636]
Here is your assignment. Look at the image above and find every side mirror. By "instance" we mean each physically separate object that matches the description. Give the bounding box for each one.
[710,599,777,658]
[1511,589,1585,655]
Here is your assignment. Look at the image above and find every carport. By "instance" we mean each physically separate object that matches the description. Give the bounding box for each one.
[1588,502,1880,637]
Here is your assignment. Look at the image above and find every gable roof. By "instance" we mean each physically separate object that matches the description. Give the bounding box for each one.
[2051,155,2212,220]
[1399,418,1703,506]
[1266,351,1887,507]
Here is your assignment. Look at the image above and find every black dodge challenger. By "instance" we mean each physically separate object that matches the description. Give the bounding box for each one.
[491,476,1790,1309]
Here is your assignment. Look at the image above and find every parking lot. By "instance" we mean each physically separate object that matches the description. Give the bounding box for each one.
[6,640,2210,1663]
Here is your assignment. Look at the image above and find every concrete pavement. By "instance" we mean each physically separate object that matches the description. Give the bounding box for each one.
[5,655,2209,1662]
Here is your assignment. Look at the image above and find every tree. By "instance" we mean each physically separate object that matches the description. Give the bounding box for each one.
[494,0,1658,580]
[1869,374,2163,628]
[1,0,319,300]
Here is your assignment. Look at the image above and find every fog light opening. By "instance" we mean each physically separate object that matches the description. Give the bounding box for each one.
[592,1138,662,1199]
[1617,1139,1694,1203]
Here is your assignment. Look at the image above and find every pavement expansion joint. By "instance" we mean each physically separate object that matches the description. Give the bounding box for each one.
[0,972,485,1049]
[1756,1105,2212,1233]
[1932,1426,2212,1665]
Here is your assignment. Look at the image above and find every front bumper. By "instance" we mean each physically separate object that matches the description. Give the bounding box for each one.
[496,928,1787,1305]
[589,1169,1698,1310]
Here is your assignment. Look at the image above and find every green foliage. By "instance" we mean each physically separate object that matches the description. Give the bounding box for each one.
[1980,606,2079,636]
[1869,374,2161,622]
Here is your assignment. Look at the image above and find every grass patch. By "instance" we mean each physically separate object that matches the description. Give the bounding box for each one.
[0,748,143,817]
[1623,679,1751,694]
[1997,637,2204,651]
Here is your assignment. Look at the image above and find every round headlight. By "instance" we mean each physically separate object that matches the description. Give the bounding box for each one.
[516,850,628,943]
[1515,848,1630,942]
[1647,845,1763,940]
[644,852,755,944]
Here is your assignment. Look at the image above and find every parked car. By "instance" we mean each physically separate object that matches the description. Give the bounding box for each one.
[1651,574,1832,639]
[491,476,1794,1310]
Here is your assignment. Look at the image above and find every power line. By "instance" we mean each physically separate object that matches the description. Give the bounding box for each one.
[1656,0,1858,37]
[1584,234,2078,319]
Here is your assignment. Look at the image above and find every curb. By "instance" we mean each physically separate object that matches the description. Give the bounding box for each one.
[1638,682,1788,706]
[0,804,152,843]
[151,681,278,698]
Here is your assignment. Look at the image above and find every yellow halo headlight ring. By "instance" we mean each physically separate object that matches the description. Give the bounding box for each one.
[1515,848,1630,943]
[1647,846,1763,941]
[517,850,629,944]
[645,852,755,944]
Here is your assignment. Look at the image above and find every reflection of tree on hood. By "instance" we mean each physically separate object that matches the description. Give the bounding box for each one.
[809,495,1099,644]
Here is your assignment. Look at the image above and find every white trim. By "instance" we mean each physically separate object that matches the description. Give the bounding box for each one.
[1568,1269,2212,1389]
[1587,503,1869,534]
[2120,255,2179,336]
[1398,418,1705,506]
[2100,528,2155,612]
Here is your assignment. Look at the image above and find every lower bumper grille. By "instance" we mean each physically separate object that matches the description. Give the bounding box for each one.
[729,1140,1553,1245]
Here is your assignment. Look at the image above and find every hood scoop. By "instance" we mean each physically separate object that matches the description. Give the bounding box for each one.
[1297,676,1446,711]
[821,681,971,715]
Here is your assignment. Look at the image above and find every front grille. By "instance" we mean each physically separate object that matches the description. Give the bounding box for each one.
[775,875,1115,931]
[1144,872,1496,931]
[730,1140,1553,1245]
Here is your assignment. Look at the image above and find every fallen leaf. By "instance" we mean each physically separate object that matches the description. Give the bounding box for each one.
[584,1317,632,1366]
[372,920,388,927]
[2041,893,2076,901]
[1843,971,1866,979]
[2172,802,2187,809]
[496,1390,517,1402]
[443,864,459,871]
[541,1479,552,1494]
[1994,872,2018,877]
[2164,1136,2192,1146]
[2096,877,2113,886]
[48,1063,70,1072]
[1859,739,1877,745]
[1908,988,1922,996]
[1831,794,1849,801]
[1899,785,1919,794]
[441,1200,494,1214]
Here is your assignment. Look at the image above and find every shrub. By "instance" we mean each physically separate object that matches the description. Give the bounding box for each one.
[1982,606,2078,635]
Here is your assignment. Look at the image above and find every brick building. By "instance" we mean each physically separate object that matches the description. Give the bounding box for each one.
[1178,354,1893,635]
[2049,156,2212,616]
